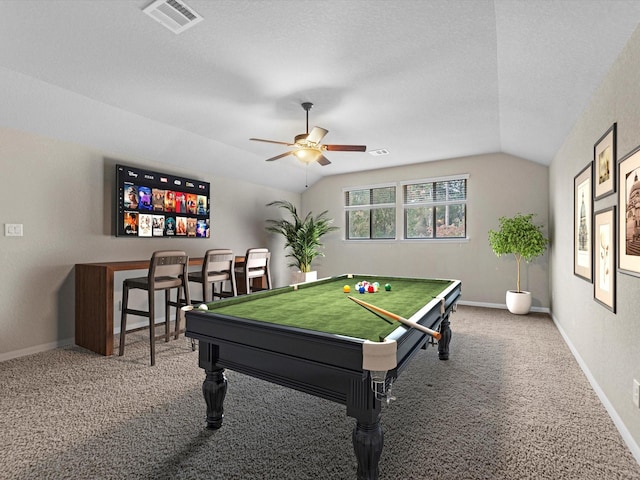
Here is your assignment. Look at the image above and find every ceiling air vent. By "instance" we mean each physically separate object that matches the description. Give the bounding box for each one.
[369,148,390,156]
[143,0,203,34]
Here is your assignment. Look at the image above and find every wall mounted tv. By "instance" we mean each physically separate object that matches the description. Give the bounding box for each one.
[116,164,210,238]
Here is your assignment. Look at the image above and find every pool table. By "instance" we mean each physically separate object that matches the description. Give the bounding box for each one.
[184,274,462,480]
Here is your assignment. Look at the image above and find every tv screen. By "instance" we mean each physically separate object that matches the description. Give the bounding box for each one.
[116,164,210,238]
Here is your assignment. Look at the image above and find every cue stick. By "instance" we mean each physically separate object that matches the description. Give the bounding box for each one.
[347,296,442,340]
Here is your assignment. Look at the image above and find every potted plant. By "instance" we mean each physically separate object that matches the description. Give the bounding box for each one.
[265,200,339,283]
[488,213,548,314]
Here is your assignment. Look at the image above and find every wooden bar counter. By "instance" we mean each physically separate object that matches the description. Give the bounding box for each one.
[75,256,253,356]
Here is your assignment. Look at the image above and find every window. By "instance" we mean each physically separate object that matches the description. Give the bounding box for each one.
[403,176,467,239]
[344,185,396,239]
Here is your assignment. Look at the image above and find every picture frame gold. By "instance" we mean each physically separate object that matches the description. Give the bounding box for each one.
[594,123,616,200]
[593,206,616,312]
[617,144,640,277]
[574,163,592,282]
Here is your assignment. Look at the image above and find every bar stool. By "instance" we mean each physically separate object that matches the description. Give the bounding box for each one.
[188,249,237,303]
[235,248,272,294]
[118,250,191,366]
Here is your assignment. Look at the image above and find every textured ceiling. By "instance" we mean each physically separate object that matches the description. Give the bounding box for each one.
[0,0,639,192]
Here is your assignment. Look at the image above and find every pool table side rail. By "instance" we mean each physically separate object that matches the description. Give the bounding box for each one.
[391,279,461,375]
[189,314,370,405]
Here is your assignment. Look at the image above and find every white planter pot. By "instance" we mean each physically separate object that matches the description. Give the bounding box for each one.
[506,290,532,315]
[291,271,317,284]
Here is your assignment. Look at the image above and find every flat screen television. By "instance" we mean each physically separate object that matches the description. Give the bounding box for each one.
[116,164,210,238]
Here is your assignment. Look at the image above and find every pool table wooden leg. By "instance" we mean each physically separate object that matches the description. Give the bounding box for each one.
[438,313,452,360]
[203,367,227,429]
[353,420,383,480]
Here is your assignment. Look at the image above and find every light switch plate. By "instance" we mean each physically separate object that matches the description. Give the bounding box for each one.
[4,224,23,236]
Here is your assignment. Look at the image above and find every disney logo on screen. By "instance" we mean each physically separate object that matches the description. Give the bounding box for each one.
[126,170,138,178]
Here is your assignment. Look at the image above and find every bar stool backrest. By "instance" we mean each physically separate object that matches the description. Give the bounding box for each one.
[148,250,189,290]
[245,248,270,275]
[204,249,235,278]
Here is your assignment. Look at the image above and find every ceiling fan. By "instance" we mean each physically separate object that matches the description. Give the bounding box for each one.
[250,102,367,166]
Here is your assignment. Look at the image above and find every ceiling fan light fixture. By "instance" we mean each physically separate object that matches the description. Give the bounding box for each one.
[293,148,322,164]
[251,101,365,167]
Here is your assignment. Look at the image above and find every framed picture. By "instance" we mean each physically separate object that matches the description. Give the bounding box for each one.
[618,144,640,277]
[594,123,616,200]
[574,163,592,282]
[594,206,616,312]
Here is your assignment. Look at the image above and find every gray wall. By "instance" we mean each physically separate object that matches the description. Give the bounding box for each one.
[550,25,640,456]
[0,127,298,358]
[302,152,550,309]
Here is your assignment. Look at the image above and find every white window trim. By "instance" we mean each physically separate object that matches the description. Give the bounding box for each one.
[343,175,469,242]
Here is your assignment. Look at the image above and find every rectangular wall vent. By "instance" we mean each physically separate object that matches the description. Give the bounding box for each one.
[143,0,203,34]
[369,148,390,156]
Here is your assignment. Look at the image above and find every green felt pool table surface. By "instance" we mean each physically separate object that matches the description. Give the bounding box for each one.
[198,274,455,342]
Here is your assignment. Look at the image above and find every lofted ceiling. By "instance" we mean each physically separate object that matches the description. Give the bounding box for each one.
[0,0,639,193]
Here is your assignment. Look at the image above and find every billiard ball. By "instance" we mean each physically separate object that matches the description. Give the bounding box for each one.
[343,285,351,293]
[198,303,209,310]
[359,286,366,294]
[384,283,391,291]
[367,285,375,293]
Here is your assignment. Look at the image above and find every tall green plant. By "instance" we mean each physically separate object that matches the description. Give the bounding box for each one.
[265,200,339,273]
[488,213,548,292]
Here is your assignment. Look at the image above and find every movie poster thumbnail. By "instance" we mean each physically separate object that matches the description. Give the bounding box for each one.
[164,217,176,236]
[124,183,139,210]
[138,187,152,211]
[164,191,175,212]
[152,189,165,211]
[176,216,188,236]
[139,214,153,237]
[152,215,165,236]
[123,211,138,235]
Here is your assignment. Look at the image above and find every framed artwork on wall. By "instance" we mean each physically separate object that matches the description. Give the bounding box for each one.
[594,123,616,200]
[594,206,616,312]
[618,144,640,277]
[574,163,592,282]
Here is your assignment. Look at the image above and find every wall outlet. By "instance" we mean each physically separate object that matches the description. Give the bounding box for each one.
[633,379,640,409]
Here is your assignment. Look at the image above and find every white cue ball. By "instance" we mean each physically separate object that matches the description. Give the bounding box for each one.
[198,304,208,310]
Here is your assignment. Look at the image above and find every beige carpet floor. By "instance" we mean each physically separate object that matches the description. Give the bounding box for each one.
[1,306,639,479]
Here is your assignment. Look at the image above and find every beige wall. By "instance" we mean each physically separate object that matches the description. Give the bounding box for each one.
[302,152,550,309]
[550,25,640,456]
[0,127,298,358]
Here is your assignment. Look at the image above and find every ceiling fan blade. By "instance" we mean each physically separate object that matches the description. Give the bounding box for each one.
[316,154,331,166]
[306,126,329,145]
[324,144,367,152]
[250,138,294,146]
[265,151,293,162]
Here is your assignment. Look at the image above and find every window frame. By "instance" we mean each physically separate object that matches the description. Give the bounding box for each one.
[343,183,397,240]
[343,175,469,242]
[401,174,468,240]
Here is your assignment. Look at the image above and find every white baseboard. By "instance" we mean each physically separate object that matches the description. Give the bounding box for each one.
[457,299,550,314]
[0,337,75,362]
[0,319,173,363]
[550,311,640,465]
